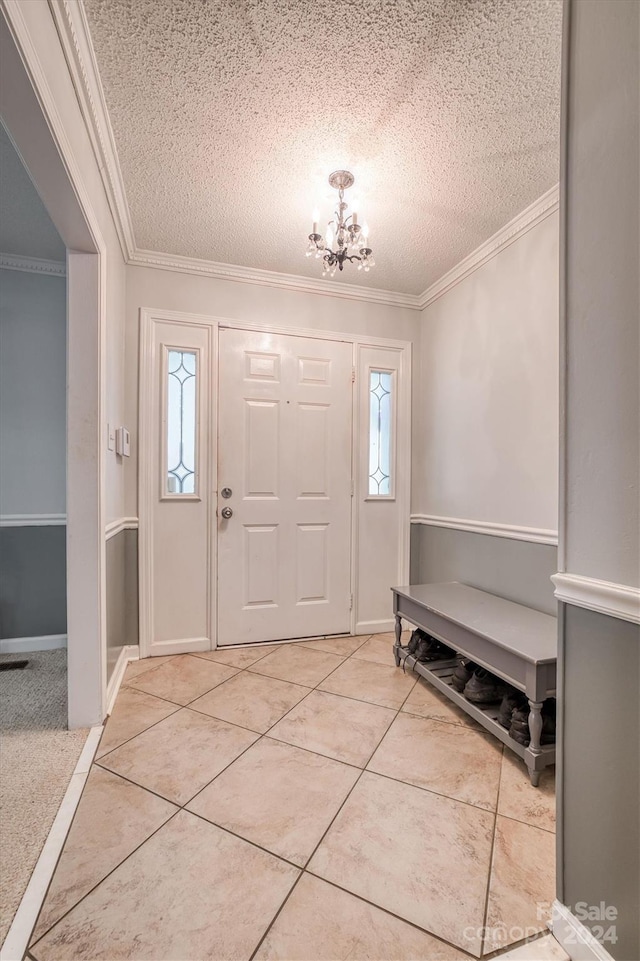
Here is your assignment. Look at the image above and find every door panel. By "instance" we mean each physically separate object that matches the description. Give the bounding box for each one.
[217,328,352,645]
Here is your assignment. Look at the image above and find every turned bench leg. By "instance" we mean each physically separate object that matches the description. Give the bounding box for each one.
[394,614,402,666]
[527,699,544,786]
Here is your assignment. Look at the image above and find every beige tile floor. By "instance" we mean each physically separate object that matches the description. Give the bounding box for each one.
[28,635,556,961]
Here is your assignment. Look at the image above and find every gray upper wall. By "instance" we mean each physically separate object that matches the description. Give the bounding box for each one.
[0,268,67,517]
[412,525,557,616]
[563,0,639,588]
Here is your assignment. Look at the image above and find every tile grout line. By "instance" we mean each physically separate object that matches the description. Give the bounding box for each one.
[247,872,306,961]
[480,745,504,958]
[94,700,182,761]
[28,805,184,951]
[301,871,478,959]
[39,638,553,960]
[41,643,385,955]
[248,639,476,961]
[185,808,304,873]
[0,726,103,961]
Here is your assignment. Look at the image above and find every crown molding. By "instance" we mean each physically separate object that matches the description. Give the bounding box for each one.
[417,184,560,310]
[552,572,640,625]
[0,253,66,276]
[49,0,136,260]
[130,249,422,310]
[49,0,557,313]
[411,513,558,546]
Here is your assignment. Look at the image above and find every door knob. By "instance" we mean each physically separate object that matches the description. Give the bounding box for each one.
[221,506,233,519]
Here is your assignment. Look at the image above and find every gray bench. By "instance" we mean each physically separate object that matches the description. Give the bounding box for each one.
[391,582,557,786]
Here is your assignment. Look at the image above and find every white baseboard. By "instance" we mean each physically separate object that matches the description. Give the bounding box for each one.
[144,636,209,658]
[105,645,139,716]
[0,725,103,961]
[551,901,616,961]
[355,619,395,635]
[0,634,67,654]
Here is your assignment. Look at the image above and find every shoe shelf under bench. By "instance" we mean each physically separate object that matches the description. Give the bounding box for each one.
[391,582,557,786]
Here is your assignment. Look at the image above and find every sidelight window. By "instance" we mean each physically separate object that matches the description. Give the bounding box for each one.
[368,369,393,497]
[166,349,197,495]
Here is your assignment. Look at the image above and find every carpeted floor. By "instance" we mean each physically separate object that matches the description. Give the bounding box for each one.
[0,650,88,947]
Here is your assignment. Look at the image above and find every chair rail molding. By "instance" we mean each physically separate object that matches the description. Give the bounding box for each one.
[410,513,559,546]
[552,572,640,625]
[105,516,139,540]
[0,513,67,527]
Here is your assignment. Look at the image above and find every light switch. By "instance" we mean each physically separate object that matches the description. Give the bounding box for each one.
[115,427,131,457]
[107,425,116,452]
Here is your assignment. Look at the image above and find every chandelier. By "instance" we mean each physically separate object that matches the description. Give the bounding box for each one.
[305,170,375,277]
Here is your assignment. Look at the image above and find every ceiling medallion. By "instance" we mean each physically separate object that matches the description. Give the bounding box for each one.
[305,170,375,277]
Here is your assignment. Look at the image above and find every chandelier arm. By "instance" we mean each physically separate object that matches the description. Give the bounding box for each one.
[307,169,375,274]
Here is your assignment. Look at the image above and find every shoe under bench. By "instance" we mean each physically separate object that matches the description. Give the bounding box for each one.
[391,581,557,786]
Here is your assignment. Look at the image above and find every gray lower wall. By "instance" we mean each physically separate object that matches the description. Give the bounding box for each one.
[559,605,639,961]
[0,525,66,638]
[106,528,138,683]
[410,524,557,616]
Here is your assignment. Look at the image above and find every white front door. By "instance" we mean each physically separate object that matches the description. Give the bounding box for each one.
[217,328,353,645]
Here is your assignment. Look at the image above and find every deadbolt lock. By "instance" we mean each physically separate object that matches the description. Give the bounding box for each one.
[221,487,233,498]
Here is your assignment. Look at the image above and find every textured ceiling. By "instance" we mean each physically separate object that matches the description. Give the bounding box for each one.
[83,0,562,296]
[0,122,66,262]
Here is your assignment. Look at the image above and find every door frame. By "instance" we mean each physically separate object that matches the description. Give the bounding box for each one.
[1,4,107,726]
[139,307,411,655]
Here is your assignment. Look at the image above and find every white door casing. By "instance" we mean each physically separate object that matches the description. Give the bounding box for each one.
[140,318,214,656]
[217,328,353,644]
[138,309,411,655]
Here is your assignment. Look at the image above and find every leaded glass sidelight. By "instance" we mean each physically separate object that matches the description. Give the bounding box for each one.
[369,370,393,496]
[166,350,197,495]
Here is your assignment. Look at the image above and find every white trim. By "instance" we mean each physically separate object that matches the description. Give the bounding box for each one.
[0,725,103,961]
[36,2,561,314]
[139,308,412,655]
[39,0,562,314]
[105,644,139,715]
[0,253,65,276]
[551,901,616,961]
[154,309,414,351]
[356,619,395,635]
[143,636,210,657]
[411,513,558,546]
[418,184,560,310]
[551,573,640,625]
[104,516,138,540]
[2,0,109,729]
[0,513,66,527]
[49,0,136,260]
[0,634,67,654]
[130,249,421,311]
